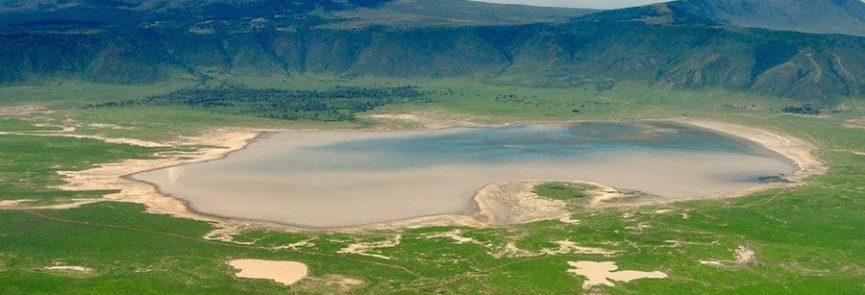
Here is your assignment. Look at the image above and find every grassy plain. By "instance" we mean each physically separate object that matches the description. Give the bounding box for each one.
[0,76,864,294]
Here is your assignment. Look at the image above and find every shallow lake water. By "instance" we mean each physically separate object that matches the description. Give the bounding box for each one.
[133,122,795,228]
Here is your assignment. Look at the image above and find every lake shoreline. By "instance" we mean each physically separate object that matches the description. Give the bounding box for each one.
[588,118,828,208]
[5,117,827,233]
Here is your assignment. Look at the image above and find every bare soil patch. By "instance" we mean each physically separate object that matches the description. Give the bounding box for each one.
[42,265,93,272]
[699,244,758,267]
[735,245,757,265]
[227,259,308,286]
[364,111,492,130]
[0,105,51,117]
[473,180,570,225]
[567,261,667,290]
[337,235,402,260]
[844,118,865,130]
[541,240,618,256]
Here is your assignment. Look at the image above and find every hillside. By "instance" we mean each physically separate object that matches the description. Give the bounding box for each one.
[1,0,864,100]
[0,0,592,28]
[327,0,594,27]
[665,0,865,37]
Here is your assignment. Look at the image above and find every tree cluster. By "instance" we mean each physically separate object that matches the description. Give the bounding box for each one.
[87,85,427,121]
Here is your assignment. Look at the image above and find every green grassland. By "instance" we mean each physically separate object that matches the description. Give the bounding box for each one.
[533,182,593,201]
[0,135,157,205]
[1,76,864,294]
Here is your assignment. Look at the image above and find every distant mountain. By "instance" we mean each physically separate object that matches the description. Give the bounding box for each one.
[328,0,595,27]
[664,0,865,37]
[0,0,864,100]
[0,0,593,28]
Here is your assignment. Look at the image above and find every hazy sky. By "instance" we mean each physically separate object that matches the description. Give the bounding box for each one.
[471,0,671,9]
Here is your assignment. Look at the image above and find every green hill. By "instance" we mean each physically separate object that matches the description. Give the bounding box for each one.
[1,0,864,100]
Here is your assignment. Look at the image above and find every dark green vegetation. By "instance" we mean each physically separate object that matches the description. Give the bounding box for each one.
[88,85,426,121]
[1,0,864,100]
[533,182,592,201]
[782,104,822,116]
[757,175,791,184]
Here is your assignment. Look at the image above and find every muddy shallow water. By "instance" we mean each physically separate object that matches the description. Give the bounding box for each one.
[133,122,795,228]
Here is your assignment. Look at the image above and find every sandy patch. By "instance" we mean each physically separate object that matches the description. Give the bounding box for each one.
[451,180,598,213]
[271,240,316,251]
[831,148,865,157]
[496,241,535,258]
[52,129,259,222]
[567,261,667,290]
[227,259,308,286]
[322,179,603,230]
[663,239,717,249]
[364,112,490,130]
[541,240,618,256]
[0,199,31,207]
[205,229,315,251]
[368,113,422,121]
[0,198,105,211]
[0,105,52,117]
[682,120,825,182]
[86,123,135,130]
[30,121,77,132]
[558,216,581,224]
[697,245,758,267]
[735,245,757,265]
[473,180,570,225]
[337,235,401,260]
[0,120,168,147]
[493,238,617,258]
[424,230,486,245]
[43,265,93,272]
[625,222,652,234]
[844,119,865,129]
[582,182,630,206]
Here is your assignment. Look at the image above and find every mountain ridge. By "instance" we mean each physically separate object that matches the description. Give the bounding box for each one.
[1,0,864,100]
[663,0,865,37]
